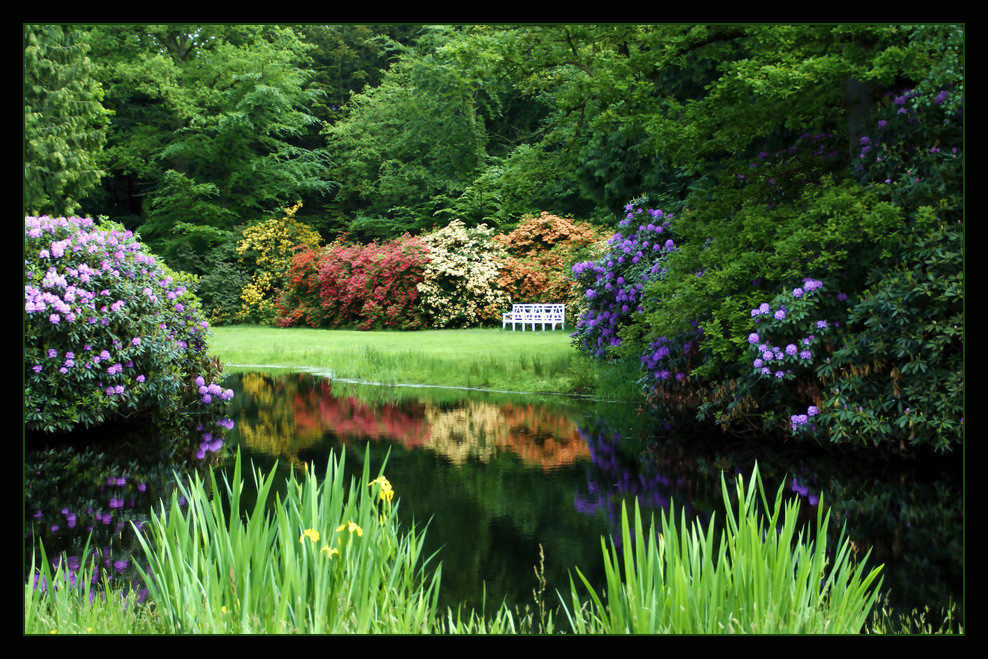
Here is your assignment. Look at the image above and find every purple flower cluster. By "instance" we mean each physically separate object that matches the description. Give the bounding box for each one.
[191,418,236,460]
[742,276,855,436]
[571,205,674,358]
[790,404,820,432]
[196,431,224,460]
[195,375,234,404]
[746,278,833,381]
[639,326,703,386]
[24,215,229,436]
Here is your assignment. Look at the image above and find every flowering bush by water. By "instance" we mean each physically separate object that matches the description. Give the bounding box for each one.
[24,215,232,446]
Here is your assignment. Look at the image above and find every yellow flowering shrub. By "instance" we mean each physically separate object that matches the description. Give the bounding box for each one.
[417,220,510,328]
[235,202,322,324]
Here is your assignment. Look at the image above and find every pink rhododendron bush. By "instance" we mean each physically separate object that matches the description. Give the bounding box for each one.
[276,235,430,330]
[24,216,232,450]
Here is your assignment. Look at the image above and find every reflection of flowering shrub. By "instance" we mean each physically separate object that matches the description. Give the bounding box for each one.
[417,220,509,328]
[574,424,695,551]
[24,216,229,438]
[235,202,322,324]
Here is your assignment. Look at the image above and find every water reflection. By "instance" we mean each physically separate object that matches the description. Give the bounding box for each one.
[25,369,962,627]
[233,372,589,470]
[226,371,962,621]
[24,411,235,599]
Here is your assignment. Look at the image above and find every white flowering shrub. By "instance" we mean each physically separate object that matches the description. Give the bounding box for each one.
[416,220,510,328]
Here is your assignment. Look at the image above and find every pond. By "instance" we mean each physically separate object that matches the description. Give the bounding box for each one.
[25,369,963,625]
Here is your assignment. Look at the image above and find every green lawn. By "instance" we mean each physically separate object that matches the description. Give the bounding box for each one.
[209,325,600,394]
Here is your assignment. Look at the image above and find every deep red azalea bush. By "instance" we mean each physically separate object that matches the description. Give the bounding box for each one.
[24,216,233,454]
[277,235,430,330]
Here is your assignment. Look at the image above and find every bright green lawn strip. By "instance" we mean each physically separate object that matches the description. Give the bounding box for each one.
[210,325,590,394]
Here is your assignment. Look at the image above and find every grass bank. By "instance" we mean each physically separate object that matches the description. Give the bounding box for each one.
[209,325,641,399]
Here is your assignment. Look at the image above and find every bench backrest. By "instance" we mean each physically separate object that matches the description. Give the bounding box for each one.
[510,303,565,321]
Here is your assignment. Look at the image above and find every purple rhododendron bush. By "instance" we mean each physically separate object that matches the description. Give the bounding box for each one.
[24,216,232,450]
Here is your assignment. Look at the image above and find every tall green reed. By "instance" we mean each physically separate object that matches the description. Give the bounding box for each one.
[131,447,441,633]
[562,464,885,634]
[25,542,162,634]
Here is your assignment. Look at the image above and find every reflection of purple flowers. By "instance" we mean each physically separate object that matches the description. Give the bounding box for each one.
[577,426,683,538]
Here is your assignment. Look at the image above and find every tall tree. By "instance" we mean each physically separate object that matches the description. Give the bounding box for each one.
[322,27,491,237]
[24,24,110,217]
[88,25,332,273]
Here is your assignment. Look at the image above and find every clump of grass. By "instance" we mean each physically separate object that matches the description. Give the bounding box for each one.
[866,596,964,635]
[131,447,441,634]
[562,463,885,634]
[25,543,163,634]
[27,459,911,635]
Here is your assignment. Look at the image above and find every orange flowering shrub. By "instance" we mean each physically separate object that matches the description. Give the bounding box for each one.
[494,212,607,305]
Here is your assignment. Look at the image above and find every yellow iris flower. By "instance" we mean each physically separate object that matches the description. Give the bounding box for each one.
[300,528,320,543]
[336,520,363,537]
[368,476,395,502]
[321,545,340,559]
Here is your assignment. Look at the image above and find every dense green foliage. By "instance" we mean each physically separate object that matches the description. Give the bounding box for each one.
[558,25,964,452]
[24,25,110,216]
[25,23,963,451]
[84,25,331,272]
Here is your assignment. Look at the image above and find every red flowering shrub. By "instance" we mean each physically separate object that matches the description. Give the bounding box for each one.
[275,246,325,328]
[276,235,430,330]
[494,212,607,305]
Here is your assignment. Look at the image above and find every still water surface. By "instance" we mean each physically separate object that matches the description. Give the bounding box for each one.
[25,370,963,622]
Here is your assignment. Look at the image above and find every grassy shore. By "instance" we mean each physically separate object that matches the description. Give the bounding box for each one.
[209,325,638,398]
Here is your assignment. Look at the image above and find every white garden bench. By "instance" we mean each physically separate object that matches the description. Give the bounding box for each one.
[502,303,566,331]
